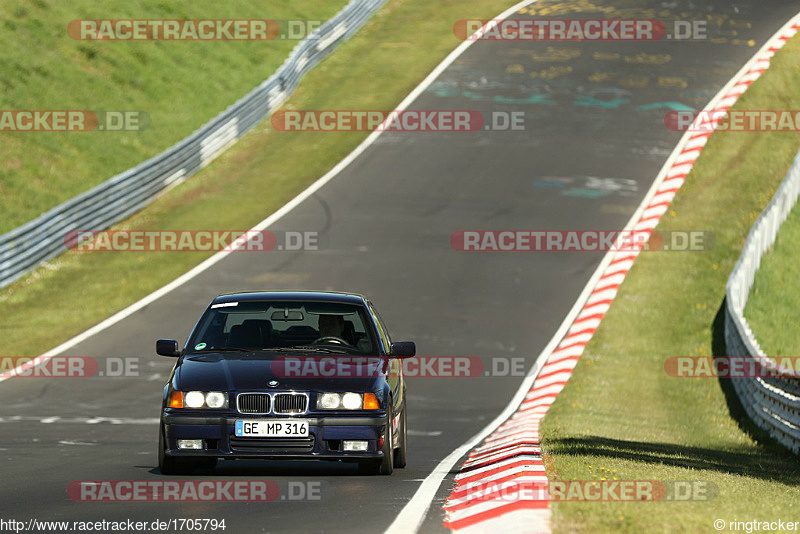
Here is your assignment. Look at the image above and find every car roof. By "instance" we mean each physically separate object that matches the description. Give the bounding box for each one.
[211,290,368,306]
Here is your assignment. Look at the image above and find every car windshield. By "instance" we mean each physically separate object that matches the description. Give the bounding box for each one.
[187,300,378,355]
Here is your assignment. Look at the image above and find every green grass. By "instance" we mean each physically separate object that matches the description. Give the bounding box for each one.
[0,0,346,233]
[540,35,800,533]
[745,202,800,356]
[0,0,517,356]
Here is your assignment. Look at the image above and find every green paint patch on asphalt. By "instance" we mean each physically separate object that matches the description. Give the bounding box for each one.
[541,35,800,532]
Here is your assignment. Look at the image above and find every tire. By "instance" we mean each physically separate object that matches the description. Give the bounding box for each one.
[358,409,394,475]
[158,426,196,475]
[393,404,407,469]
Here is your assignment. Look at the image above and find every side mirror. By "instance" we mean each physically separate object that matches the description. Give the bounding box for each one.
[390,341,416,358]
[156,339,180,357]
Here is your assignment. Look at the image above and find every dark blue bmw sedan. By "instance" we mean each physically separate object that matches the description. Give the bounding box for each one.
[156,291,415,475]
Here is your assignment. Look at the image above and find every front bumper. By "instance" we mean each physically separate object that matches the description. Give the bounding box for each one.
[162,412,386,460]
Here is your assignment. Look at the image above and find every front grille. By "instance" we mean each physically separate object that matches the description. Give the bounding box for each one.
[273,393,308,414]
[237,393,271,414]
[230,436,315,453]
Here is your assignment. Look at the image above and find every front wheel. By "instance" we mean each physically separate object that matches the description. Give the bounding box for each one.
[158,426,198,475]
[393,404,407,468]
[358,410,394,475]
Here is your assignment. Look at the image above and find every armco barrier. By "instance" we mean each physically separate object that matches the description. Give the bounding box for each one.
[0,0,386,288]
[724,149,800,454]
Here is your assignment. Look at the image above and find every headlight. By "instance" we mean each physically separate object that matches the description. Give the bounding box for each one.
[205,391,226,408]
[178,391,227,409]
[316,392,380,410]
[341,392,362,410]
[185,391,205,408]
[318,393,341,410]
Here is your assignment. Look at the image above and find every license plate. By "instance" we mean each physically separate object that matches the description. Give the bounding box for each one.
[235,419,309,438]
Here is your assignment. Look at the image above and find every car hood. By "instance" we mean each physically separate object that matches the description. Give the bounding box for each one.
[176,352,385,392]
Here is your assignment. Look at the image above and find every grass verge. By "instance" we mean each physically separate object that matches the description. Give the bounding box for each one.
[0,0,345,233]
[540,35,800,533]
[0,0,517,356]
[744,200,800,356]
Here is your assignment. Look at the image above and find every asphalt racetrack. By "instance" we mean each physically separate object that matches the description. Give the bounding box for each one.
[1,0,798,532]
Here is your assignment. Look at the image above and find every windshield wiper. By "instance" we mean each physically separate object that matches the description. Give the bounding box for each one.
[192,346,361,355]
[290,345,359,354]
[193,347,253,353]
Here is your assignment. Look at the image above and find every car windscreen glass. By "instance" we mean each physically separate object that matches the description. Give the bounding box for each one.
[188,300,377,355]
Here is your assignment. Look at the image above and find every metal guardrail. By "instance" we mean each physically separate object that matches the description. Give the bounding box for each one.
[0,0,387,288]
[724,149,800,454]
